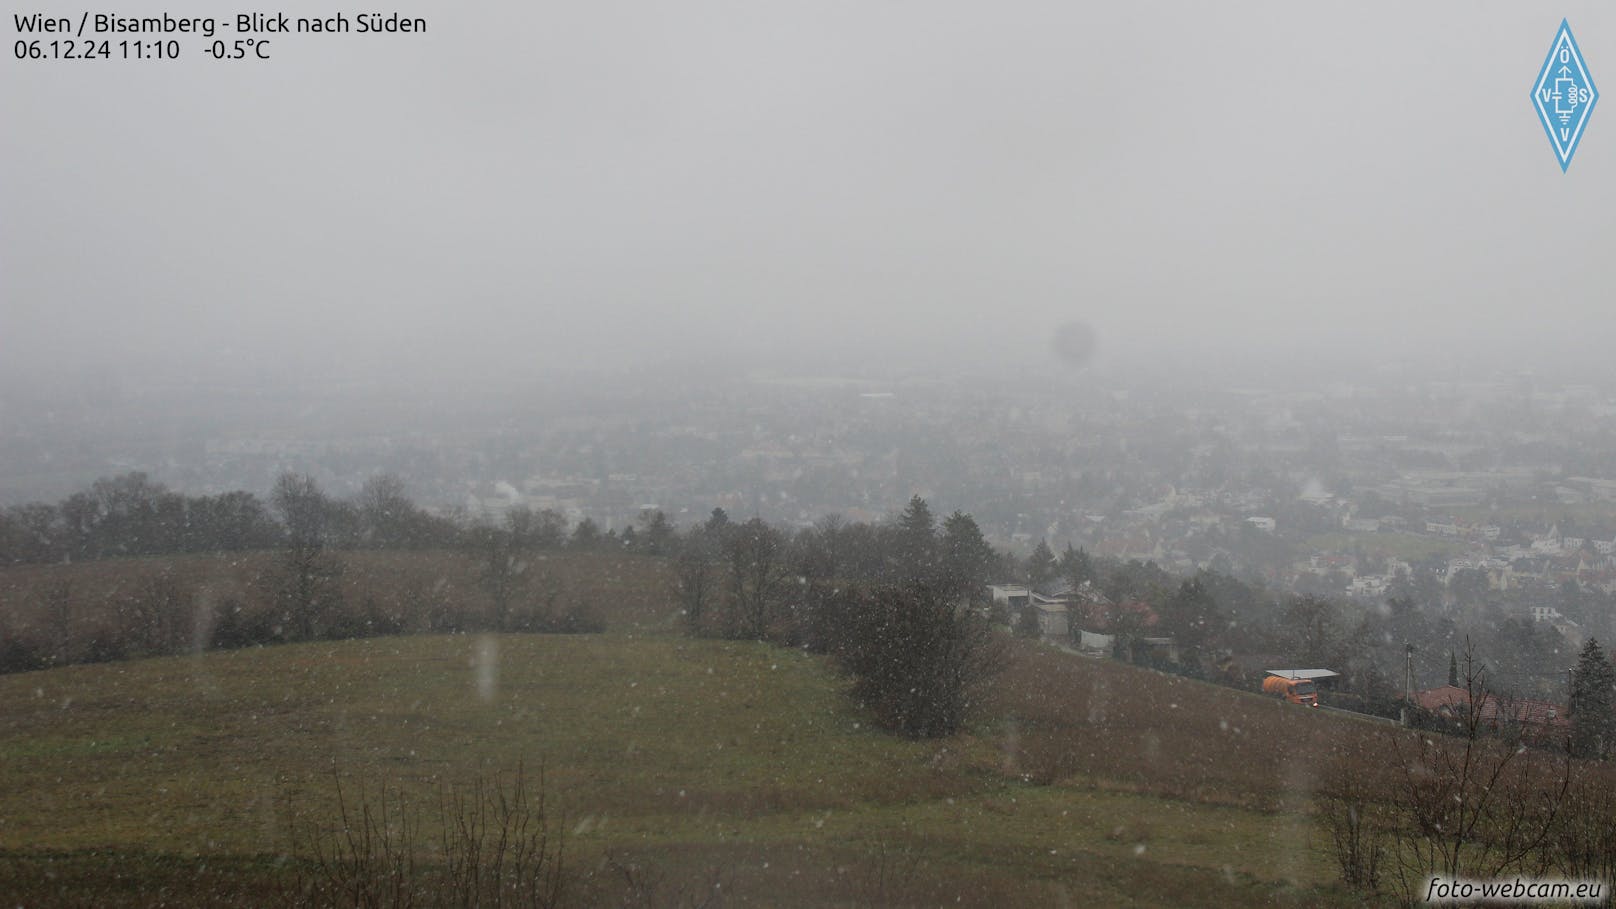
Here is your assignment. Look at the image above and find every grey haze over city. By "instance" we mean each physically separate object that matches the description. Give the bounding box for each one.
[3,1,1616,507]
[4,2,1614,391]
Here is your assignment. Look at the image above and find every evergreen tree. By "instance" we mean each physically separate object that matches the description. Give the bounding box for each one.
[1160,577,1221,668]
[1569,638,1616,759]
[894,496,938,584]
[1448,650,1459,687]
[1058,544,1095,589]
[1026,539,1057,588]
[940,510,994,603]
[704,507,730,538]
[640,510,675,555]
[569,518,601,550]
[834,583,1002,738]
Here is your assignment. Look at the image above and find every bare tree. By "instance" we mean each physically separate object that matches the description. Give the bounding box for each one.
[288,764,565,908]
[723,518,784,639]
[1549,769,1616,891]
[357,473,414,549]
[1320,757,1385,892]
[270,473,344,641]
[1387,640,1569,903]
[118,570,189,657]
[675,528,720,635]
[473,522,524,631]
[505,505,538,551]
[41,580,74,666]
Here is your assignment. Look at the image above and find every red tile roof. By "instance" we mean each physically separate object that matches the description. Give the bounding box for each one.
[1412,686,1568,733]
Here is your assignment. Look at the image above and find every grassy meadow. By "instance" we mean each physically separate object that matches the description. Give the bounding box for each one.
[0,552,1401,906]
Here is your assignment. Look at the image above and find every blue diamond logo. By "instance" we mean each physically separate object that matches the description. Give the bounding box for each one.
[1532,20,1598,172]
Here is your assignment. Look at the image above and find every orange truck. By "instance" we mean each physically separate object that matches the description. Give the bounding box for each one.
[1262,674,1320,707]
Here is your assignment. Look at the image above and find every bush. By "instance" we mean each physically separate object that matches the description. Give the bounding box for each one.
[287,764,566,908]
[211,598,280,650]
[322,596,409,641]
[798,582,852,656]
[548,603,605,635]
[78,623,130,664]
[1549,771,1616,888]
[115,570,192,658]
[1320,759,1385,892]
[0,631,47,674]
[423,599,464,635]
[828,583,1003,739]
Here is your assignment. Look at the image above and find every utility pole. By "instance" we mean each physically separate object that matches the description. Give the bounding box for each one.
[1401,643,1414,727]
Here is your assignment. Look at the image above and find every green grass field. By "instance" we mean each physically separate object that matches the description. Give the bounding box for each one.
[0,554,1395,906]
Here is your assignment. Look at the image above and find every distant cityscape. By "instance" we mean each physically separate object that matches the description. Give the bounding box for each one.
[8,363,1616,646]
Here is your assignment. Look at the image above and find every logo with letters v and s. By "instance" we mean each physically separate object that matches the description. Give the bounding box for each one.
[1532,19,1598,172]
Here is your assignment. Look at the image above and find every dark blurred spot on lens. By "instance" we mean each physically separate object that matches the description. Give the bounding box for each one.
[1051,322,1097,367]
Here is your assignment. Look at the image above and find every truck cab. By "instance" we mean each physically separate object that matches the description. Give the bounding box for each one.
[1262,674,1320,707]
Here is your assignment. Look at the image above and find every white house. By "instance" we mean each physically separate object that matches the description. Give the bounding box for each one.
[988,584,1031,613]
[1529,605,1564,624]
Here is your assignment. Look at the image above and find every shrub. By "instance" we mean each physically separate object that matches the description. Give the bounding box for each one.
[1548,770,1616,887]
[322,596,409,641]
[211,597,280,650]
[78,623,130,664]
[0,630,47,674]
[115,570,191,658]
[287,764,565,908]
[548,603,605,635]
[831,583,1003,739]
[1320,759,1385,892]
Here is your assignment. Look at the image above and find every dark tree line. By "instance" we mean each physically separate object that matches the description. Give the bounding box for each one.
[670,498,1005,739]
[9,474,1603,748]
[0,472,451,564]
[0,471,685,567]
[671,498,1001,639]
[1,473,282,563]
[0,472,654,674]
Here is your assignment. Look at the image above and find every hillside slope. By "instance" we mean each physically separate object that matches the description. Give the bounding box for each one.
[0,627,1393,906]
[989,641,1400,809]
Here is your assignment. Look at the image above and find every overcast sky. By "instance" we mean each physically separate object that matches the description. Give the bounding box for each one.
[4,2,1614,391]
